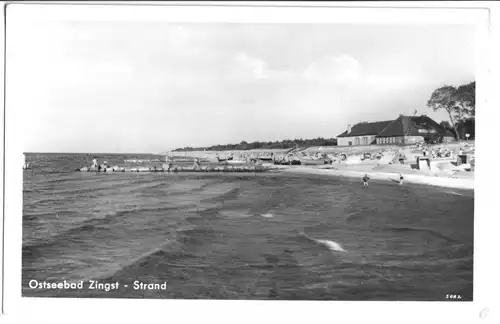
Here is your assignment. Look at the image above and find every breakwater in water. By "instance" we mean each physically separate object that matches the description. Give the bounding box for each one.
[76,165,270,173]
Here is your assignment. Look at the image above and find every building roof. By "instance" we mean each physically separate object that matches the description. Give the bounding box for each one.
[377,115,455,137]
[337,120,393,137]
[337,115,454,138]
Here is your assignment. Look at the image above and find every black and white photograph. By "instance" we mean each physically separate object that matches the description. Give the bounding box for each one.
[1,1,499,323]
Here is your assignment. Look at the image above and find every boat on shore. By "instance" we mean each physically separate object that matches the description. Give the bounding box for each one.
[218,157,247,165]
[295,157,332,165]
[216,156,242,164]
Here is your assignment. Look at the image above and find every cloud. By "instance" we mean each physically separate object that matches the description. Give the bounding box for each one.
[166,25,200,56]
[231,52,411,89]
[301,54,427,91]
[233,52,270,79]
[303,54,362,84]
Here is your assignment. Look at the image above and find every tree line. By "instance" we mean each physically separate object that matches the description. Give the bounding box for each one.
[427,81,475,140]
[172,137,338,152]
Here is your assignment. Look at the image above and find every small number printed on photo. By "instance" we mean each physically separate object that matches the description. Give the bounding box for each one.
[445,294,463,300]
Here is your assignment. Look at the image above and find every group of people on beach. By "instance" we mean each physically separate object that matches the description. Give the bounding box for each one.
[91,157,108,171]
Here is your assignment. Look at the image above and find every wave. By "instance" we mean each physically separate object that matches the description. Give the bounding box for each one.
[130,178,218,195]
[345,212,362,222]
[218,210,254,219]
[297,231,347,253]
[120,241,188,270]
[23,210,79,222]
[218,210,275,219]
[80,240,198,282]
[29,169,73,175]
[98,223,218,280]
[129,181,169,193]
[38,186,105,197]
[447,191,464,196]
[378,226,458,243]
[22,204,200,258]
[200,186,241,203]
[25,196,65,205]
[439,189,474,198]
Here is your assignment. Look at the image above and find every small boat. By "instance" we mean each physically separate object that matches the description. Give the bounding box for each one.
[224,159,248,165]
[295,157,332,165]
[257,154,274,162]
[216,156,238,163]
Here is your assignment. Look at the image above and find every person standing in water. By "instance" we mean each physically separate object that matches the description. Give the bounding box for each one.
[363,174,370,186]
[193,157,200,169]
[399,173,404,185]
[92,157,100,171]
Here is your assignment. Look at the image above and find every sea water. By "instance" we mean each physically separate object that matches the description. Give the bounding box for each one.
[22,153,474,300]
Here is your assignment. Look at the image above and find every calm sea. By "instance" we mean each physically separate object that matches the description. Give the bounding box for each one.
[22,153,474,300]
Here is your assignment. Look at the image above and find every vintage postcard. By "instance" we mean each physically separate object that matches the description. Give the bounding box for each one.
[1,1,498,323]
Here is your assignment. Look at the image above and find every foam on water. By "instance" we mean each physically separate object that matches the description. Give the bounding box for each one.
[298,231,348,253]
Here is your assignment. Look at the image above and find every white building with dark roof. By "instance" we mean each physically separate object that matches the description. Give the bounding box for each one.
[336,115,455,146]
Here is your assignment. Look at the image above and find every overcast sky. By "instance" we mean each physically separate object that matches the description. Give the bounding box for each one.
[8,10,476,153]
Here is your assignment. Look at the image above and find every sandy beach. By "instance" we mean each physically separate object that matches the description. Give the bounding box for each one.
[278,166,474,190]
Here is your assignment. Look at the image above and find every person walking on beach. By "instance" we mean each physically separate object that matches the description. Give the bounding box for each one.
[399,173,404,185]
[363,174,370,186]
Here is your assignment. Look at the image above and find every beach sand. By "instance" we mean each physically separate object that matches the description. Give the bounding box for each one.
[277,165,474,190]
